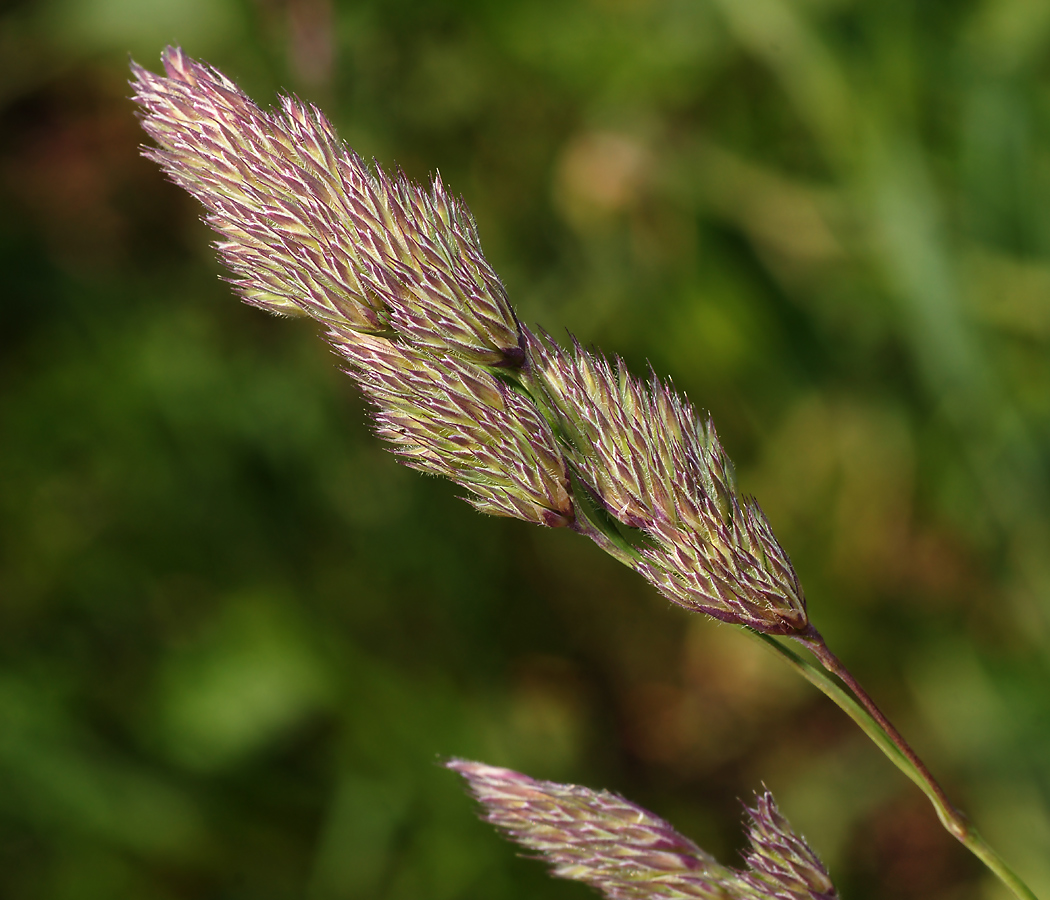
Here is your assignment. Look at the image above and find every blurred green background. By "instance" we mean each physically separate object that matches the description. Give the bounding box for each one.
[2,0,1050,897]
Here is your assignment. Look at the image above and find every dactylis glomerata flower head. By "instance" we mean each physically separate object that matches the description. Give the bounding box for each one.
[447,760,838,900]
[132,47,811,634]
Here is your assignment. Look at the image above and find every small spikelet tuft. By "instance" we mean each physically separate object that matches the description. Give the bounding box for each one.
[525,328,808,635]
[334,330,573,528]
[131,46,523,364]
[447,760,837,900]
[740,793,839,900]
[447,759,739,899]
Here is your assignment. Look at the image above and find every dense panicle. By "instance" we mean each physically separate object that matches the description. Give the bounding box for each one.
[739,793,839,900]
[132,46,806,612]
[447,761,837,900]
[525,330,808,635]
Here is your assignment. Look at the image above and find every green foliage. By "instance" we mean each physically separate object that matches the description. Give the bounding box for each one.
[2,1,1050,898]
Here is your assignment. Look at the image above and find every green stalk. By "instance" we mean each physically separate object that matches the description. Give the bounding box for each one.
[748,628,1039,900]
[746,630,920,786]
[569,500,1038,898]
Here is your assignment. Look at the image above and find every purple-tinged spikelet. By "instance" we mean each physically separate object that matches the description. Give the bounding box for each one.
[333,330,573,527]
[739,793,839,900]
[525,330,807,635]
[446,759,739,899]
[361,169,526,367]
[131,46,523,365]
[447,760,837,900]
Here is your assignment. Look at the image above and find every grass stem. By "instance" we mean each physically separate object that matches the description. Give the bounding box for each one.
[749,628,1039,900]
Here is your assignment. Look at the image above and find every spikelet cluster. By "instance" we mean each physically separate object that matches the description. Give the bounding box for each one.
[132,47,811,633]
[447,760,837,900]
[739,793,838,900]
[131,48,522,365]
[333,330,572,526]
[131,46,568,526]
[447,759,736,899]
[526,331,808,635]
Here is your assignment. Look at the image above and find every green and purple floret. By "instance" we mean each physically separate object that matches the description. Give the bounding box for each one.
[447,760,838,900]
[131,45,809,638]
